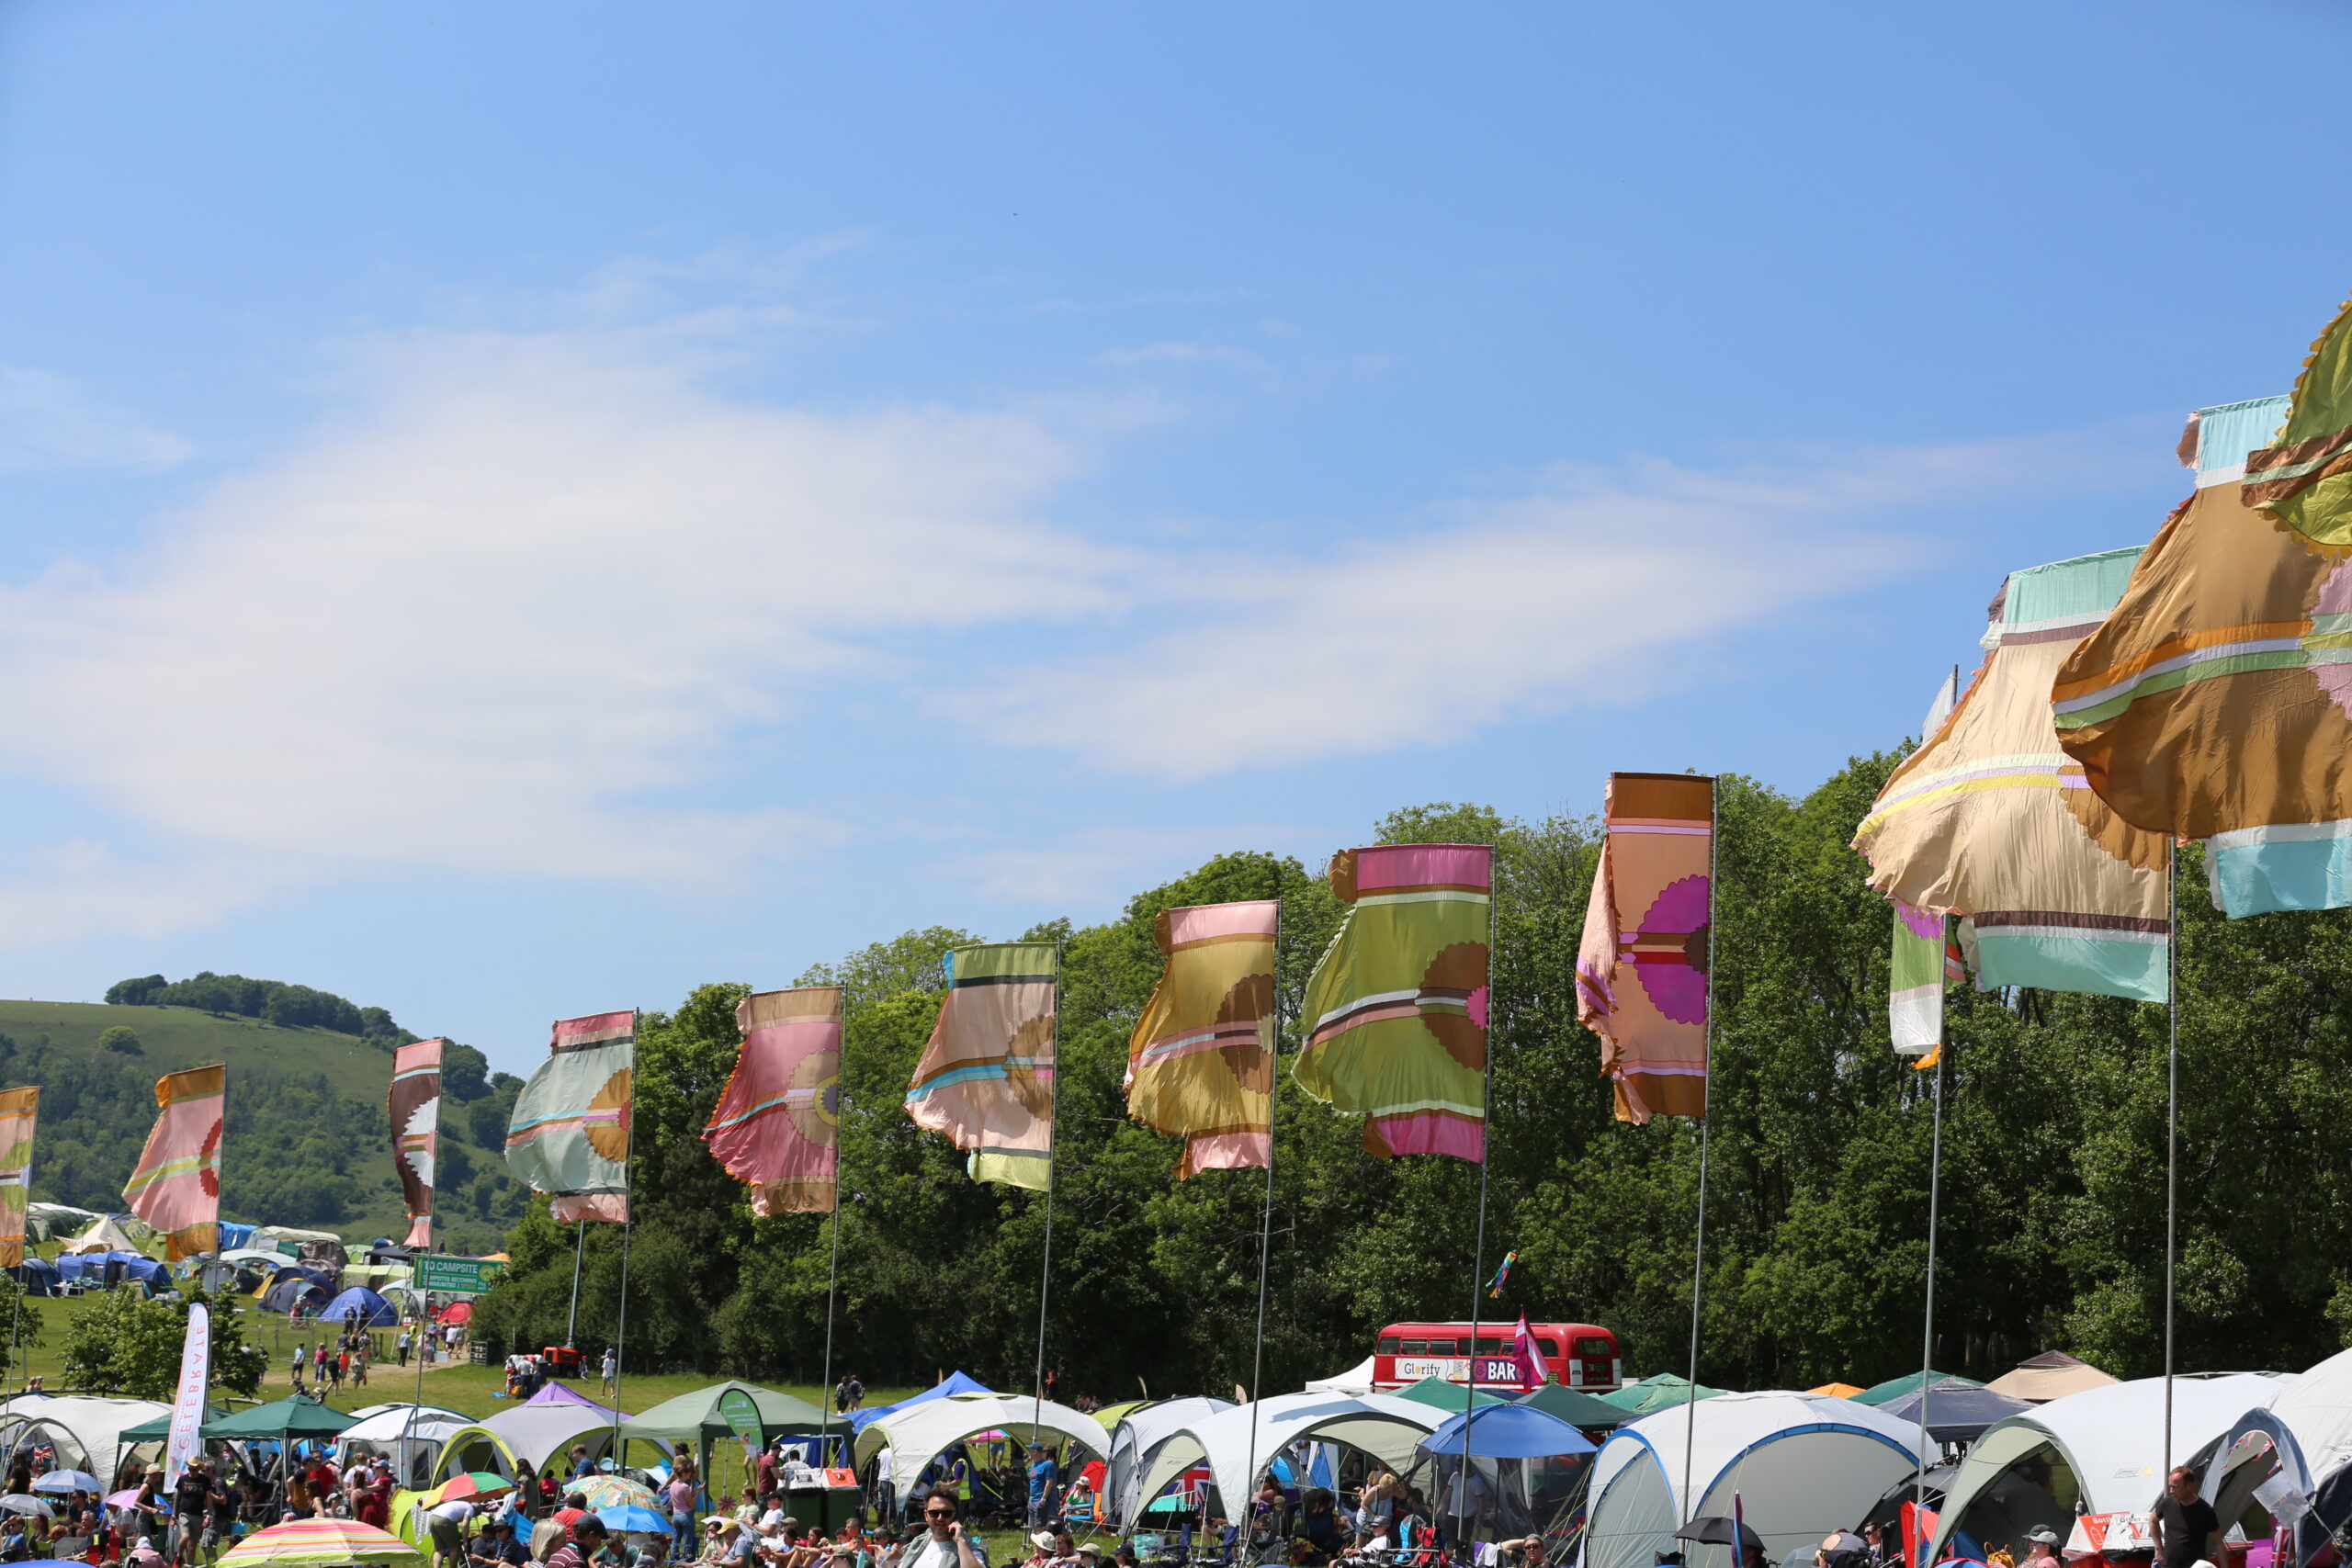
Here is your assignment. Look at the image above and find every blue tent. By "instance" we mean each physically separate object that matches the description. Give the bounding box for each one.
[16,1258,59,1297]
[264,1278,330,1313]
[1418,1403,1597,1460]
[320,1287,397,1326]
[850,1371,996,1432]
[56,1251,168,1289]
[217,1222,256,1250]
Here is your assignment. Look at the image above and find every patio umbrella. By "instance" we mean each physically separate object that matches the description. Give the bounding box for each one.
[431,1473,514,1505]
[103,1492,140,1510]
[220,1519,426,1568]
[571,1477,654,1511]
[595,1506,672,1537]
[0,1496,55,1518]
[31,1473,101,1495]
[1675,1518,1765,1555]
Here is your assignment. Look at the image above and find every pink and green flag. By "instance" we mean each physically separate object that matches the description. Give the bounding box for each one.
[123,1066,224,1260]
[1295,843,1490,1161]
[1125,899,1278,1179]
[506,1011,635,1223]
[0,1089,36,1270]
[906,942,1058,1190]
[707,987,843,1215]
[1577,774,1714,1124]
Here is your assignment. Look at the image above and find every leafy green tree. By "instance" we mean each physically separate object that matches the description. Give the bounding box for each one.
[60,1285,257,1399]
[97,1027,141,1055]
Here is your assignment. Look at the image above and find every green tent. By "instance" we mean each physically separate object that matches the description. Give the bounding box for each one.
[1516,1382,1630,1428]
[203,1397,358,1440]
[118,1405,230,1443]
[1851,1370,1983,1406]
[1596,1373,1722,1416]
[616,1381,829,1446]
[1393,1377,1508,1413]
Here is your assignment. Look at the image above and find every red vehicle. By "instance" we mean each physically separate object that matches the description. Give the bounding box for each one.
[1370,1320,1622,1393]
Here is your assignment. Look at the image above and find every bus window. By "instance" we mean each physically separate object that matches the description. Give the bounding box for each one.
[1474,1337,1503,1355]
[1576,1337,1614,1359]
[1402,1339,1430,1354]
[1376,1337,1400,1354]
[1536,1335,1562,1356]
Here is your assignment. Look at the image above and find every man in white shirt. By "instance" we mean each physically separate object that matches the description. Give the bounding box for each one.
[872,1449,896,1529]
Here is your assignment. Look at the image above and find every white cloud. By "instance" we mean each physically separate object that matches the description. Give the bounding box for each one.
[0,328,1120,911]
[0,366,190,471]
[952,445,2050,777]
[1096,341,1265,372]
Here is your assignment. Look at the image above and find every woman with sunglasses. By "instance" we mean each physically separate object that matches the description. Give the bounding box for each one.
[900,1490,986,1568]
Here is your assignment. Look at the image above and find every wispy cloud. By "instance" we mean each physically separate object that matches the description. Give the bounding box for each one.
[0,366,190,472]
[1096,341,1266,372]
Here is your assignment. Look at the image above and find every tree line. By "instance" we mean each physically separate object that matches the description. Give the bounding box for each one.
[470,753,2352,1401]
[106,970,426,1051]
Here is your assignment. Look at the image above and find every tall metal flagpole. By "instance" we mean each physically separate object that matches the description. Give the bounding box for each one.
[1682,778,1721,1530]
[566,1220,586,1348]
[2164,849,2179,1474]
[1915,1009,1947,1568]
[1456,848,1498,1553]
[612,1010,640,1470]
[1033,942,1064,1445]
[817,995,848,1469]
[1244,872,1283,1539]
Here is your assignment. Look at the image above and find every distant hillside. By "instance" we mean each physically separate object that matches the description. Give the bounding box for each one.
[0,999,529,1251]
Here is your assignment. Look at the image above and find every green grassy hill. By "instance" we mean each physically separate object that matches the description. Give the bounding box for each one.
[0,1000,528,1252]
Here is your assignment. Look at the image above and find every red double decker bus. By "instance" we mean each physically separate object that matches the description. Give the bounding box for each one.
[1370,1320,1622,1393]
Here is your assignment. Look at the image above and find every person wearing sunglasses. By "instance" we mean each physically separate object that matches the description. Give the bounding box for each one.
[901,1489,985,1568]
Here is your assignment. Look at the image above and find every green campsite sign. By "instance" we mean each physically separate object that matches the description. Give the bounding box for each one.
[718,1388,763,1444]
[412,1255,504,1297]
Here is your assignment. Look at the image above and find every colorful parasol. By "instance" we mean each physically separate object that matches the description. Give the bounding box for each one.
[219,1518,427,1568]
[428,1473,513,1505]
[570,1476,655,1511]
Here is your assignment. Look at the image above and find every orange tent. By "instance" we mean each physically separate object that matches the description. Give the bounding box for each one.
[1807,1382,1864,1398]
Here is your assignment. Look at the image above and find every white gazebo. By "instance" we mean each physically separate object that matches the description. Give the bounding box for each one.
[1105,1397,1234,1527]
[1127,1392,1443,1524]
[854,1393,1113,1490]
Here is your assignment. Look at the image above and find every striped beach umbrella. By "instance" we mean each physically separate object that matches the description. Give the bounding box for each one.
[219,1519,426,1568]
[571,1476,654,1511]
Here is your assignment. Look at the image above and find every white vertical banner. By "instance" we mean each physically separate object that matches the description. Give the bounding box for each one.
[164,1303,209,1485]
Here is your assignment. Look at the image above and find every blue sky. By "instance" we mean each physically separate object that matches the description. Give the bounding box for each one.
[0,0,2346,1073]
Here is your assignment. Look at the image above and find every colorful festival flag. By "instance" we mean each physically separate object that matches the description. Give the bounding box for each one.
[905,942,1059,1190]
[2055,371,2352,916]
[1577,775,1714,1125]
[389,1040,443,1248]
[123,1066,224,1260]
[1295,844,1490,1162]
[506,1012,635,1224]
[0,1089,35,1270]
[1125,899,1278,1179]
[1855,550,2171,1002]
[1888,903,1946,1058]
[1503,1313,1549,1392]
[708,987,844,1215]
[1486,1249,1519,1299]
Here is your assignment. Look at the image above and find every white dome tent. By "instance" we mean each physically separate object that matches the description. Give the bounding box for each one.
[1105,1397,1234,1529]
[1581,1392,1927,1568]
[2188,1348,2352,1557]
[854,1393,1113,1498]
[1126,1392,1444,1525]
[1928,1372,2291,1563]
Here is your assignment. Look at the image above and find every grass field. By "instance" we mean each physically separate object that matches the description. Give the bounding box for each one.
[0,1000,397,1082]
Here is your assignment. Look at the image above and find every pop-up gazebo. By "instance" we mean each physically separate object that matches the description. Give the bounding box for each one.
[1122,1392,1441,1525]
[618,1381,830,1479]
[855,1393,1112,1504]
[1105,1397,1234,1529]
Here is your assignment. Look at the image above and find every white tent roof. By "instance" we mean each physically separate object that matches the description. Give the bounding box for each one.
[1584,1392,1927,1568]
[1106,1397,1235,1527]
[1305,1358,1377,1396]
[2189,1349,2352,1539]
[340,1405,470,1444]
[1928,1373,2290,1562]
[2265,1347,2352,1483]
[854,1394,1112,1488]
[63,1218,143,1256]
[0,1394,173,1472]
[1132,1392,1443,1524]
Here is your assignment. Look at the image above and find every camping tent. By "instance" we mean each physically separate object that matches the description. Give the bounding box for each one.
[1853,1371,1983,1408]
[1396,1377,1508,1414]
[1583,1391,1928,1568]
[1119,1392,1442,1528]
[1808,1383,1865,1399]
[337,1405,472,1490]
[1598,1374,1723,1416]
[54,1251,168,1290]
[202,1397,359,1440]
[1516,1383,1631,1430]
[1419,1404,1595,1460]
[264,1278,331,1314]
[619,1381,831,1461]
[1982,1352,2120,1404]
[856,1393,1113,1504]
[1927,1372,2291,1564]
[319,1288,398,1326]
[1875,1382,2032,1444]
[1304,1358,1378,1396]
[2190,1347,2352,1561]
[63,1218,144,1256]
[435,1384,636,1483]
[26,1203,98,1242]
[16,1258,59,1297]
[436,1302,474,1325]
[850,1371,995,1433]
[0,1394,173,1474]
[1104,1397,1234,1528]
